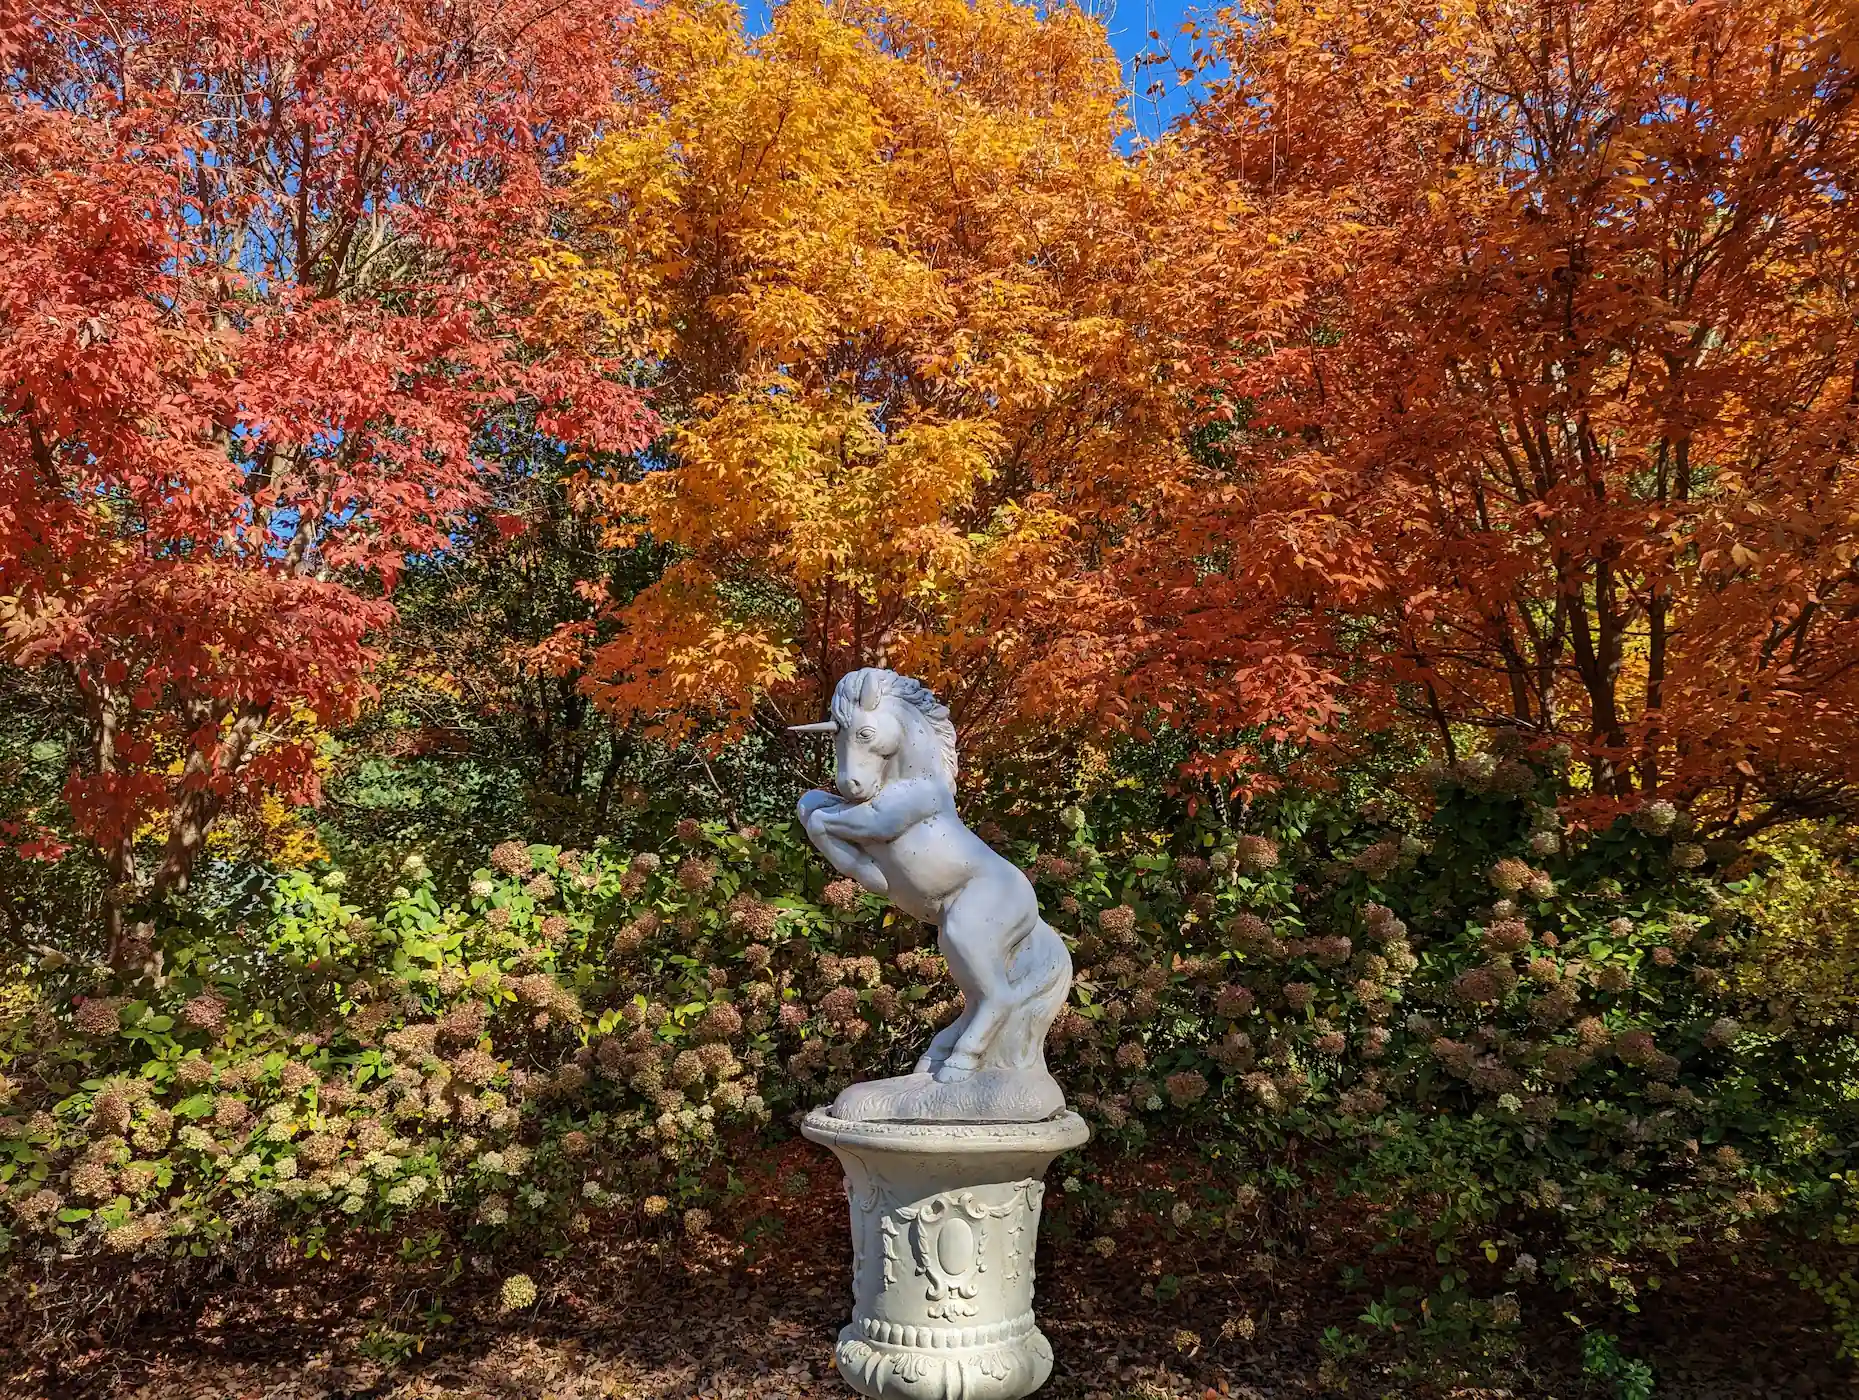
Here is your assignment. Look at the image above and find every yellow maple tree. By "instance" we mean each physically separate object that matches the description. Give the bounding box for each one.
[536,0,1190,752]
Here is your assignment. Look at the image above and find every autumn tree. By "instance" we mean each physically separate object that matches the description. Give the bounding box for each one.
[349,419,672,845]
[1157,0,1859,823]
[536,0,1199,762]
[0,0,655,968]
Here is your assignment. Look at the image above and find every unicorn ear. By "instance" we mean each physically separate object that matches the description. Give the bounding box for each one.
[787,720,839,734]
[858,669,882,712]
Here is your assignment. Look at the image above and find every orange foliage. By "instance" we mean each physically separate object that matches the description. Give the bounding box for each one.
[1156,0,1859,821]
[541,0,1198,753]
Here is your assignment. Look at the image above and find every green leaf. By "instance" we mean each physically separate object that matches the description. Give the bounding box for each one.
[174,1094,213,1120]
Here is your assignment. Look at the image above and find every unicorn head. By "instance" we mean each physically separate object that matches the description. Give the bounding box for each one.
[789,668,958,802]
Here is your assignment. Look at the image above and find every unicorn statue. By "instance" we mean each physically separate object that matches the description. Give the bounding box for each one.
[791,668,1072,1123]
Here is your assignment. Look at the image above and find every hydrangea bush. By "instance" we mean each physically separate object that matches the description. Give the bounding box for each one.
[0,749,1846,1353]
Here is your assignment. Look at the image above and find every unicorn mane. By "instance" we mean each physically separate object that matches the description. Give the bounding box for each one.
[830,668,959,785]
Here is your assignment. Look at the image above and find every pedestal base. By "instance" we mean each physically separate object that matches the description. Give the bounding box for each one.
[801,1109,1089,1400]
[831,1068,1066,1124]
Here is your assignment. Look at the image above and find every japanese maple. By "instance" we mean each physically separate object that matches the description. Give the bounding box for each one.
[1161,0,1859,823]
[1,0,655,966]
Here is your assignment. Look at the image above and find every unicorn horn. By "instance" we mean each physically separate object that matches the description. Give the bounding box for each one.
[788,720,839,734]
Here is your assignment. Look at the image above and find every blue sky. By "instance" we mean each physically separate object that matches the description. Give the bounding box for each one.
[738,0,1205,143]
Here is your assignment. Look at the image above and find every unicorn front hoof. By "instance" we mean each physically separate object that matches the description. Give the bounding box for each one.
[933,1055,979,1084]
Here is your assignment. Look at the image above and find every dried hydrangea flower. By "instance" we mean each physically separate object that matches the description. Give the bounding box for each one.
[1097,905,1137,940]
[821,878,862,910]
[1233,835,1280,872]
[73,997,127,1036]
[491,841,534,876]
[499,1273,538,1311]
[1489,858,1533,895]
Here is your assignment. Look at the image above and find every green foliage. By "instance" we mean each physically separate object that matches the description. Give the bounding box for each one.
[1731,820,1859,1031]
[1,743,1853,1360]
[1580,1328,1655,1400]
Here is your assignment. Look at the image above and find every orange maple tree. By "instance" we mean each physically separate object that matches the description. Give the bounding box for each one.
[535,0,1201,760]
[0,0,655,964]
[1155,0,1859,822]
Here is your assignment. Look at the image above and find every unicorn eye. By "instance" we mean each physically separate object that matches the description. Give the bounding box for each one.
[856,727,876,742]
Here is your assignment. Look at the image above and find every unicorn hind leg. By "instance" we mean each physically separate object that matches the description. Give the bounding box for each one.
[992,920,1072,1072]
[933,877,1040,1081]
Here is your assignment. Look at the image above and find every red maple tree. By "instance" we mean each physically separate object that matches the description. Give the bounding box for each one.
[1,0,655,967]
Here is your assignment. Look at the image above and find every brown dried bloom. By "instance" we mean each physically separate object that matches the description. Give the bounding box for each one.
[279,1061,318,1094]
[675,857,716,893]
[180,993,228,1034]
[1224,912,1278,956]
[1351,839,1402,879]
[670,1049,707,1089]
[1098,905,1137,940]
[819,985,862,1026]
[450,1049,503,1087]
[697,1002,744,1042]
[1594,964,1632,994]
[1613,1029,1658,1066]
[1233,835,1280,871]
[90,1086,133,1136]
[726,895,779,938]
[385,1023,438,1059]
[491,841,533,876]
[175,1056,215,1088]
[821,878,862,910]
[1453,967,1503,1006]
[1215,985,1256,1019]
[1483,920,1532,955]
[438,1001,488,1045]
[1165,1071,1208,1107]
[1489,858,1533,895]
[74,997,126,1036]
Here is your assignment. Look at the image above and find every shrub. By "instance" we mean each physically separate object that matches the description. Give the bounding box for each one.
[0,748,1849,1352]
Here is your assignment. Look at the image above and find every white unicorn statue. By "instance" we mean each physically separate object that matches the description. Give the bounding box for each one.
[792,668,1072,1123]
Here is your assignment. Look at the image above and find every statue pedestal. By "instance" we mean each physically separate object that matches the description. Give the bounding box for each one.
[801,1108,1089,1400]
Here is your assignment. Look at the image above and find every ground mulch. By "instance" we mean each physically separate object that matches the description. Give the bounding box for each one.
[5,1176,1850,1400]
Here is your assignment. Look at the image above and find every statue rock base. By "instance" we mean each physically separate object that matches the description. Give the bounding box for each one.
[800,1108,1089,1400]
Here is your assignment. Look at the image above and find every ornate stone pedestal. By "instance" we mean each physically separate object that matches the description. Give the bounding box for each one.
[801,1108,1089,1400]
